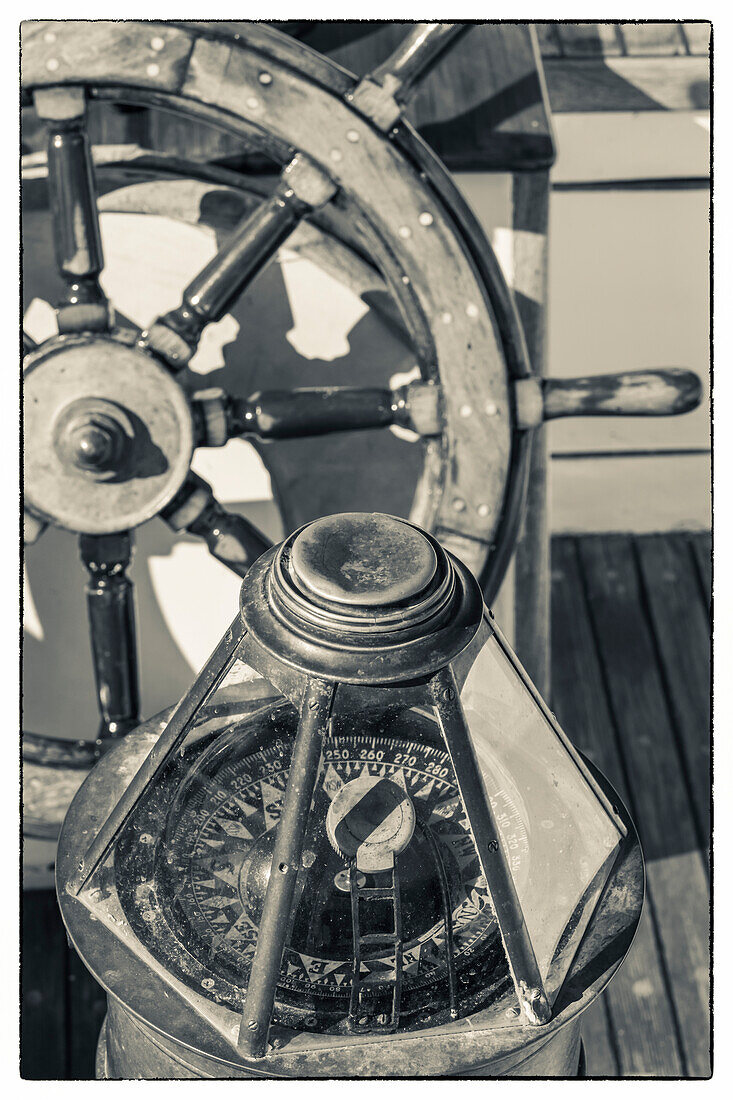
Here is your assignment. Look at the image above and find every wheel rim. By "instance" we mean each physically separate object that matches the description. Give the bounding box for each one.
[21,21,533,821]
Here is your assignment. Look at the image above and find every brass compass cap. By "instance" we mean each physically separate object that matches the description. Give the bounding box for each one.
[290,512,438,609]
[239,512,484,686]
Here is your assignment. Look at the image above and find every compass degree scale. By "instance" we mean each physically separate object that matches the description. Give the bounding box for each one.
[57,511,640,1074]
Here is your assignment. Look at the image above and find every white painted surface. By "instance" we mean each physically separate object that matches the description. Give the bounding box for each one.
[550,453,711,534]
[552,112,710,184]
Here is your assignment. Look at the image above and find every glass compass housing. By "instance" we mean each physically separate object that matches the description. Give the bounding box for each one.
[57,512,642,1075]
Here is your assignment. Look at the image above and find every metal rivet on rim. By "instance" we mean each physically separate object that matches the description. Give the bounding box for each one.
[452,498,466,512]
[398,226,412,239]
[330,148,343,162]
[46,58,59,71]
[346,129,360,142]
[441,312,453,324]
[258,71,273,85]
[44,32,56,44]
[146,63,160,77]
[466,303,479,318]
[477,503,490,518]
[246,96,260,110]
[460,404,472,418]
[485,401,498,416]
[418,212,434,227]
[150,36,165,51]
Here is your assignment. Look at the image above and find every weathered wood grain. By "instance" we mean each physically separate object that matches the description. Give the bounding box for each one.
[605,906,684,1076]
[635,534,711,847]
[688,531,712,616]
[576,535,710,1076]
[550,537,686,1076]
[646,854,711,1077]
[579,996,619,1077]
[577,535,700,862]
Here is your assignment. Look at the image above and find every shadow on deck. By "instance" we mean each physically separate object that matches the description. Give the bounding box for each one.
[21,531,712,1079]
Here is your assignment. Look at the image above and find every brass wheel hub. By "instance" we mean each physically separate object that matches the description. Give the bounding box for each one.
[24,331,194,534]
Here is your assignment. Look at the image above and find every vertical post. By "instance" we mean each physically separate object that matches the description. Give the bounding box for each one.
[511,169,551,698]
[238,678,335,1058]
[429,665,551,1024]
[79,532,140,740]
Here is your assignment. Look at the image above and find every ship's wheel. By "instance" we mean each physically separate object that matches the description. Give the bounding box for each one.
[21,21,701,843]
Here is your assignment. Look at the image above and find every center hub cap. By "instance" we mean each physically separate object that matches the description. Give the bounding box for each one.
[24,333,194,534]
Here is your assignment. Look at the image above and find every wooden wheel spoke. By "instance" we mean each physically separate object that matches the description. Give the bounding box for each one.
[33,87,110,333]
[141,154,338,370]
[79,531,140,740]
[161,473,271,577]
[350,23,469,129]
[192,382,443,445]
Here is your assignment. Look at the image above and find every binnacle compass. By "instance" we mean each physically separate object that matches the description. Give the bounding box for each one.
[57,512,643,1077]
[114,704,534,1032]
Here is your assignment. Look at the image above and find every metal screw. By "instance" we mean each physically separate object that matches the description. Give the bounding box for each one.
[443,687,455,701]
[247,1020,260,1032]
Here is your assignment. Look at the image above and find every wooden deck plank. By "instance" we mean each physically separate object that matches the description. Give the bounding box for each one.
[580,997,619,1077]
[577,535,700,862]
[550,536,685,1076]
[604,906,683,1076]
[635,534,711,848]
[646,855,711,1077]
[576,535,710,1077]
[67,948,107,1079]
[688,531,712,617]
[21,890,68,1079]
